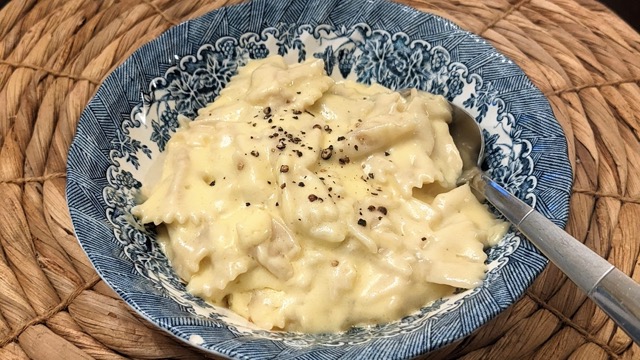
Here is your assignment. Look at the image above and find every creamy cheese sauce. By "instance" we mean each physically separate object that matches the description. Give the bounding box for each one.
[132,56,508,333]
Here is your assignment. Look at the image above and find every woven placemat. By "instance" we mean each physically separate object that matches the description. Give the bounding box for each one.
[0,0,639,359]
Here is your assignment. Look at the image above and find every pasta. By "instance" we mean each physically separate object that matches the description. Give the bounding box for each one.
[133,56,508,333]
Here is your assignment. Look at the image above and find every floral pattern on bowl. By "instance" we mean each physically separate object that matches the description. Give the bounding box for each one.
[66,0,572,358]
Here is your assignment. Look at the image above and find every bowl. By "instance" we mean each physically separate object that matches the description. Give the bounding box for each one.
[66,0,573,358]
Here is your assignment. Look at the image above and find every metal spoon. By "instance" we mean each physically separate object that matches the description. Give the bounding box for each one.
[447,101,640,344]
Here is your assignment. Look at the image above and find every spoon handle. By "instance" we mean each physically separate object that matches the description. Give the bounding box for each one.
[477,174,640,344]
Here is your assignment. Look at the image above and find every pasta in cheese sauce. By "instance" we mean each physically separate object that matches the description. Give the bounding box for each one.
[133,56,508,333]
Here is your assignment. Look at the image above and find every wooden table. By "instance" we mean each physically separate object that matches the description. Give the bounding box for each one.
[0,0,639,359]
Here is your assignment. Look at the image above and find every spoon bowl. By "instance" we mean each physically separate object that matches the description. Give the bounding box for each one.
[449,104,484,173]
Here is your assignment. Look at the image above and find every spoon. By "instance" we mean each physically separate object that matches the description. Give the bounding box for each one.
[447,100,640,344]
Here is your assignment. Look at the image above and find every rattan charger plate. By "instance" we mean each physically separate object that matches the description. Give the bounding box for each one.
[0,0,639,359]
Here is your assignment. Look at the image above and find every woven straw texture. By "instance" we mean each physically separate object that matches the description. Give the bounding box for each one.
[0,0,639,359]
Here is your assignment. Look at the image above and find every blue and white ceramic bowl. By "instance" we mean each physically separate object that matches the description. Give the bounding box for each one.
[66,0,573,358]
